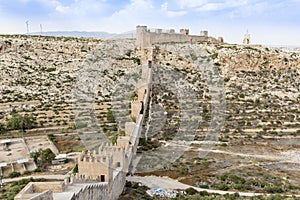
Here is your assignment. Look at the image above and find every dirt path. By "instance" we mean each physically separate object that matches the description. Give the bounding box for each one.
[2,174,67,184]
[127,175,300,197]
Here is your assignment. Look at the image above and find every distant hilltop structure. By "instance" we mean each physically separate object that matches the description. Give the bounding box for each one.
[136,25,224,49]
[243,30,251,45]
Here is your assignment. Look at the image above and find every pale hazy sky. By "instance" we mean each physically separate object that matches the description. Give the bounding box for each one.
[0,0,300,45]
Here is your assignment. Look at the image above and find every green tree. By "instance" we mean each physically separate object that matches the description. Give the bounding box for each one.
[30,148,56,168]
[40,148,56,164]
[7,113,35,131]
[30,151,39,163]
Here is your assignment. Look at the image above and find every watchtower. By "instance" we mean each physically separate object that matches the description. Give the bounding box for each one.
[78,150,113,183]
[180,29,189,35]
[243,30,250,45]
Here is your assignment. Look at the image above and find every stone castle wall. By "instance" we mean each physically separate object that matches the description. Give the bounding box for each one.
[30,191,53,200]
[32,182,65,193]
[70,184,109,200]
[131,100,142,120]
[15,182,59,200]
[136,26,190,49]
[136,25,223,50]
[109,171,126,200]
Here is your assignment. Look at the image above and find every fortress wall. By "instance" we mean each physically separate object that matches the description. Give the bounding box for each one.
[124,147,133,172]
[30,191,53,200]
[125,122,136,136]
[14,183,35,200]
[32,182,65,193]
[98,146,125,168]
[14,183,57,200]
[130,114,144,155]
[137,26,190,49]
[116,136,131,150]
[189,35,221,44]
[110,170,126,200]
[71,184,109,200]
[131,100,142,120]
[110,148,125,169]
[150,32,190,45]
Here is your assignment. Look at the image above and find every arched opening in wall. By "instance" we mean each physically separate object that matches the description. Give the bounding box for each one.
[100,175,105,182]
[116,162,121,167]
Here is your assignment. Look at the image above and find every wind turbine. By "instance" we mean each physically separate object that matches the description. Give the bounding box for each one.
[40,24,43,35]
[25,20,29,35]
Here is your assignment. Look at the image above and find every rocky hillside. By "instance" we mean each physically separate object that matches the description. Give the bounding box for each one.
[1,35,300,192]
[138,43,300,192]
[0,35,139,137]
[0,35,299,141]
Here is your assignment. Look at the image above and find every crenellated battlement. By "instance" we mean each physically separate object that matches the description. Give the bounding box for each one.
[136,25,224,49]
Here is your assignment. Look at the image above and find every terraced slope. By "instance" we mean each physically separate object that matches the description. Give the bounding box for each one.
[0,36,139,140]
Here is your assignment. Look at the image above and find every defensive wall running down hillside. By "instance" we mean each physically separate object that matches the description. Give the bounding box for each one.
[15,24,216,200]
[15,29,153,200]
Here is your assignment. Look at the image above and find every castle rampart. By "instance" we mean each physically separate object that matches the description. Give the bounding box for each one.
[136,25,224,49]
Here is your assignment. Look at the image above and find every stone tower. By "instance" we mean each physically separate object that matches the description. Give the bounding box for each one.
[78,150,113,182]
[243,30,250,45]
[180,29,189,35]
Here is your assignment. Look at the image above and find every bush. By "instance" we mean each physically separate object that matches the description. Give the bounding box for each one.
[107,109,115,123]
[47,134,57,142]
[0,123,5,133]
[30,148,56,169]
[73,120,87,129]
[211,53,218,59]
[239,93,245,98]
[9,171,21,178]
[41,148,56,164]
[224,77,230,82]
[185,187,198,195]
[73,164,78,174]
[7,113,35,131]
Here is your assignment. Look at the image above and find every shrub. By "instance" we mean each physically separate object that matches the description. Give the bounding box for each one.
[239,93,245,98]
[0,123,5,133]
[74,120,87,129]
[211,53,218,59]
[9,171,21,178]
[47,134,57,142]
[41,148,56,164]
[185,187,198,195]
[224,77,230,82]
[7,113,35,131]
[73,164,78,174]
[107,109,115,123]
